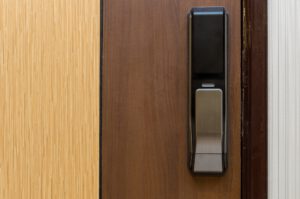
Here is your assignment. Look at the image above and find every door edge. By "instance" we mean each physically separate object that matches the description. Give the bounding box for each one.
[241,0,268,198]
[100,0,103,198]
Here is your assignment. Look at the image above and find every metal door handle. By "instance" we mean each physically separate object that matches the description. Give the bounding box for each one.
[189,7,228,174]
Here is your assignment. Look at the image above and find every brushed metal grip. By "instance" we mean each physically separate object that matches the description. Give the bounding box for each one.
[194,89,223,173]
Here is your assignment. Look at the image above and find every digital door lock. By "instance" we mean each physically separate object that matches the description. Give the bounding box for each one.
[189,7,228,174]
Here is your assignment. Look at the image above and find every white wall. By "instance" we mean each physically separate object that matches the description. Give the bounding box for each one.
[268,0,300,198]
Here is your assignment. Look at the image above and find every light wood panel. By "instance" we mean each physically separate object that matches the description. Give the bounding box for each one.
[268,0,300,198]
[0,0,99,198]
[103,0,240,198]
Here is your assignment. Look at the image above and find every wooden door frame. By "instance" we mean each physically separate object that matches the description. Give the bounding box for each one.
[99,0,268,198]
[241,0,268,198]
[100,0,103,197]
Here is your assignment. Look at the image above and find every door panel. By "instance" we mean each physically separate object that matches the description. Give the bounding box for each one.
[0,0,99,198]
[103,0,240,198]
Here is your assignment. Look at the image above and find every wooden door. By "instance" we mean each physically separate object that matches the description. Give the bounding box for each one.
[102,0,241,198]
[0,0,99,198]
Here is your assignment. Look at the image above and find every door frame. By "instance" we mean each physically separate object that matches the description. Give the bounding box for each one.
[99,0,268,198]
[241,0,268,198]
[100,0,103,197]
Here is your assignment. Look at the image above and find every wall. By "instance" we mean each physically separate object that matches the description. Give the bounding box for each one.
[268,0,300,198]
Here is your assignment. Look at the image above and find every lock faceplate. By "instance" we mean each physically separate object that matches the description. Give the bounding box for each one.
[189,7,228,174]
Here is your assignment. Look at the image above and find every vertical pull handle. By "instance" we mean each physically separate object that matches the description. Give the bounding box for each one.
[189,7,228,174]
[194,89,223,172]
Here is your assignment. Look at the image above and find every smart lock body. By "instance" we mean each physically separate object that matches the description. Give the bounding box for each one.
[189,7,228,174]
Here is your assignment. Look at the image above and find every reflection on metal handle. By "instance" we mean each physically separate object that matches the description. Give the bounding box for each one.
[194,89,223,173]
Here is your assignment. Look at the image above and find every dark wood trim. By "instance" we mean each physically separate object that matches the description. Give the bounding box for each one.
[241,0,268,198]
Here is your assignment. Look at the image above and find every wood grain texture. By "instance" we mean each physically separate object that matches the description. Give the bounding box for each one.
[0,0,99,198]
[241,0,268,198]
[102,0,240,198]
